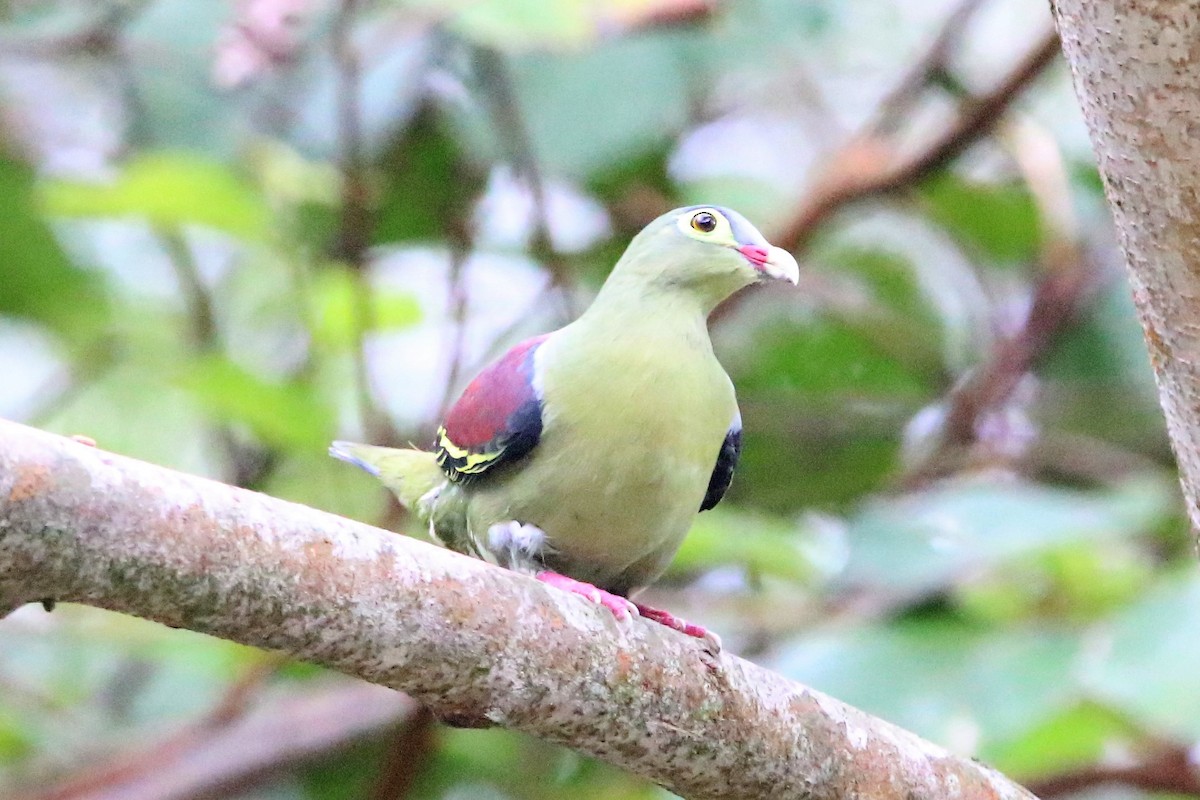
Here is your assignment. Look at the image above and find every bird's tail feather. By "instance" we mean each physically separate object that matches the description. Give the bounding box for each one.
[329,441,444,511]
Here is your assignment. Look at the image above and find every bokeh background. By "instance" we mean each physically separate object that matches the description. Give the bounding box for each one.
[0,0,1194,798]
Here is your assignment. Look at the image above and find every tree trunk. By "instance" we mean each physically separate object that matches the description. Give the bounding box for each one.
[1052,1,1200,536]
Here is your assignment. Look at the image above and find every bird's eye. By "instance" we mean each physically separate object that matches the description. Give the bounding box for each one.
[690,211,718,233]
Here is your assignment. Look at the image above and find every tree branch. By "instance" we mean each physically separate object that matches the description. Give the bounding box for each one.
[899,118,1095,485]
[1028,745,1200,798]
[775,26,1061,252]
[20,680,419,800]
[0,419,1037,800]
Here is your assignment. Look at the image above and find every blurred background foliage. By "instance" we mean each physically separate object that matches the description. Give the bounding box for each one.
[0,0,1191,798]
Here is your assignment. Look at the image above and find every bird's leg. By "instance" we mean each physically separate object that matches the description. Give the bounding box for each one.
[488,522,638,621]
[634,603,722,657]
[535,572,639,622]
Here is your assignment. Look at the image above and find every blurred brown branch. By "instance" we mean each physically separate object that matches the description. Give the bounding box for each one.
[0,2,146,58]
[474,47,576,308]
[775,26,1061,252]
[869,0,988,136]
[0,420,1038,800]
[900,116,1095,485]
[367,707,436,800]
[613,0,718,33]
[1028,745,1200,798]
[20,680,419,800]
[710,15,1061,329]
[720,7,1072,485]
[330,0,399,447]
[155,227,278,489]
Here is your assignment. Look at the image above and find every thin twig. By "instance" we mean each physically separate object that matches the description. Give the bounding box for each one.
[157,226,219,350]
[436,248,472,420]
[206,654,292,727]
[710,22,1061,327]
[928,263,1089,460]
[155,226,277,489]
[367,707,436,800]
[330,0,396,446]
[331,0,370,268]
[900,114,1093,485]
[613,0,718,33]
[474,47,576,315]
[870,0,990,135]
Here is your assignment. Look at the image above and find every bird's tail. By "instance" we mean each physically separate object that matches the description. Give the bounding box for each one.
[329,441,445,511]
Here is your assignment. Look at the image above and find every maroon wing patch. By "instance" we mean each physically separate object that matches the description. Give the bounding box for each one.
[435,334,548,483]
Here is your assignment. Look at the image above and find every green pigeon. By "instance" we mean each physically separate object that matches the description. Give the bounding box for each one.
[331,205,798,651]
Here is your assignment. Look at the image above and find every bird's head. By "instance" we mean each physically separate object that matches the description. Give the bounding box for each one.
[607,205,799,311]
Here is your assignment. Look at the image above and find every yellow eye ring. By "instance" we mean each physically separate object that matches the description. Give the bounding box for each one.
[691,211,718,233]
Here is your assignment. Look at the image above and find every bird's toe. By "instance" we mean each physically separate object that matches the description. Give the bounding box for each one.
[536,572,637,621]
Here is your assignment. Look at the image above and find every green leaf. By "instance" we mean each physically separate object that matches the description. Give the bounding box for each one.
[807,246,949,379]
[775,620,1080,749]
[312,270,422,348]
[177,356,334,449]
[447,0,702,49]
[919,174,1041,263]
[672,509,814,583]
[301,738,390,800]
[815,246,939,331]
[985,704,1137,780]
[265,450,392,522]
[840,478,1174,596]
[955,539,1155,625]
[450,0,594,49]
[0,154,109,341]
[1082,570,1200,739]
[251,140,341,207]
[729,313,931,400]
[0,707,35,763]
[737,426,898,511]
[586,145,673,205]
[42,152,269,238]
[0,609,264,749]
[374,106,485,246]
[507,35,691,178]
[1045,280,1155,386]
[42,361,218,476]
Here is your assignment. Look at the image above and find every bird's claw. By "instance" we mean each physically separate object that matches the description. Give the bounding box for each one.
[636,602,722,664]
[536,573,720,666]
[536,572,639,621]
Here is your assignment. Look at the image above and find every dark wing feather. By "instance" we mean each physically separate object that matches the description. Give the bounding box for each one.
[435,334,547,483]
[700,410,742,512]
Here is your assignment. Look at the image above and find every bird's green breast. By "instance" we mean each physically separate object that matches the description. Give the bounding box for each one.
[462,310,735,594]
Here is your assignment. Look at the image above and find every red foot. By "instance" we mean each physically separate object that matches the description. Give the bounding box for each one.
[536,572,638,621]
[70,435,97,447]
[636,603,722,657]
